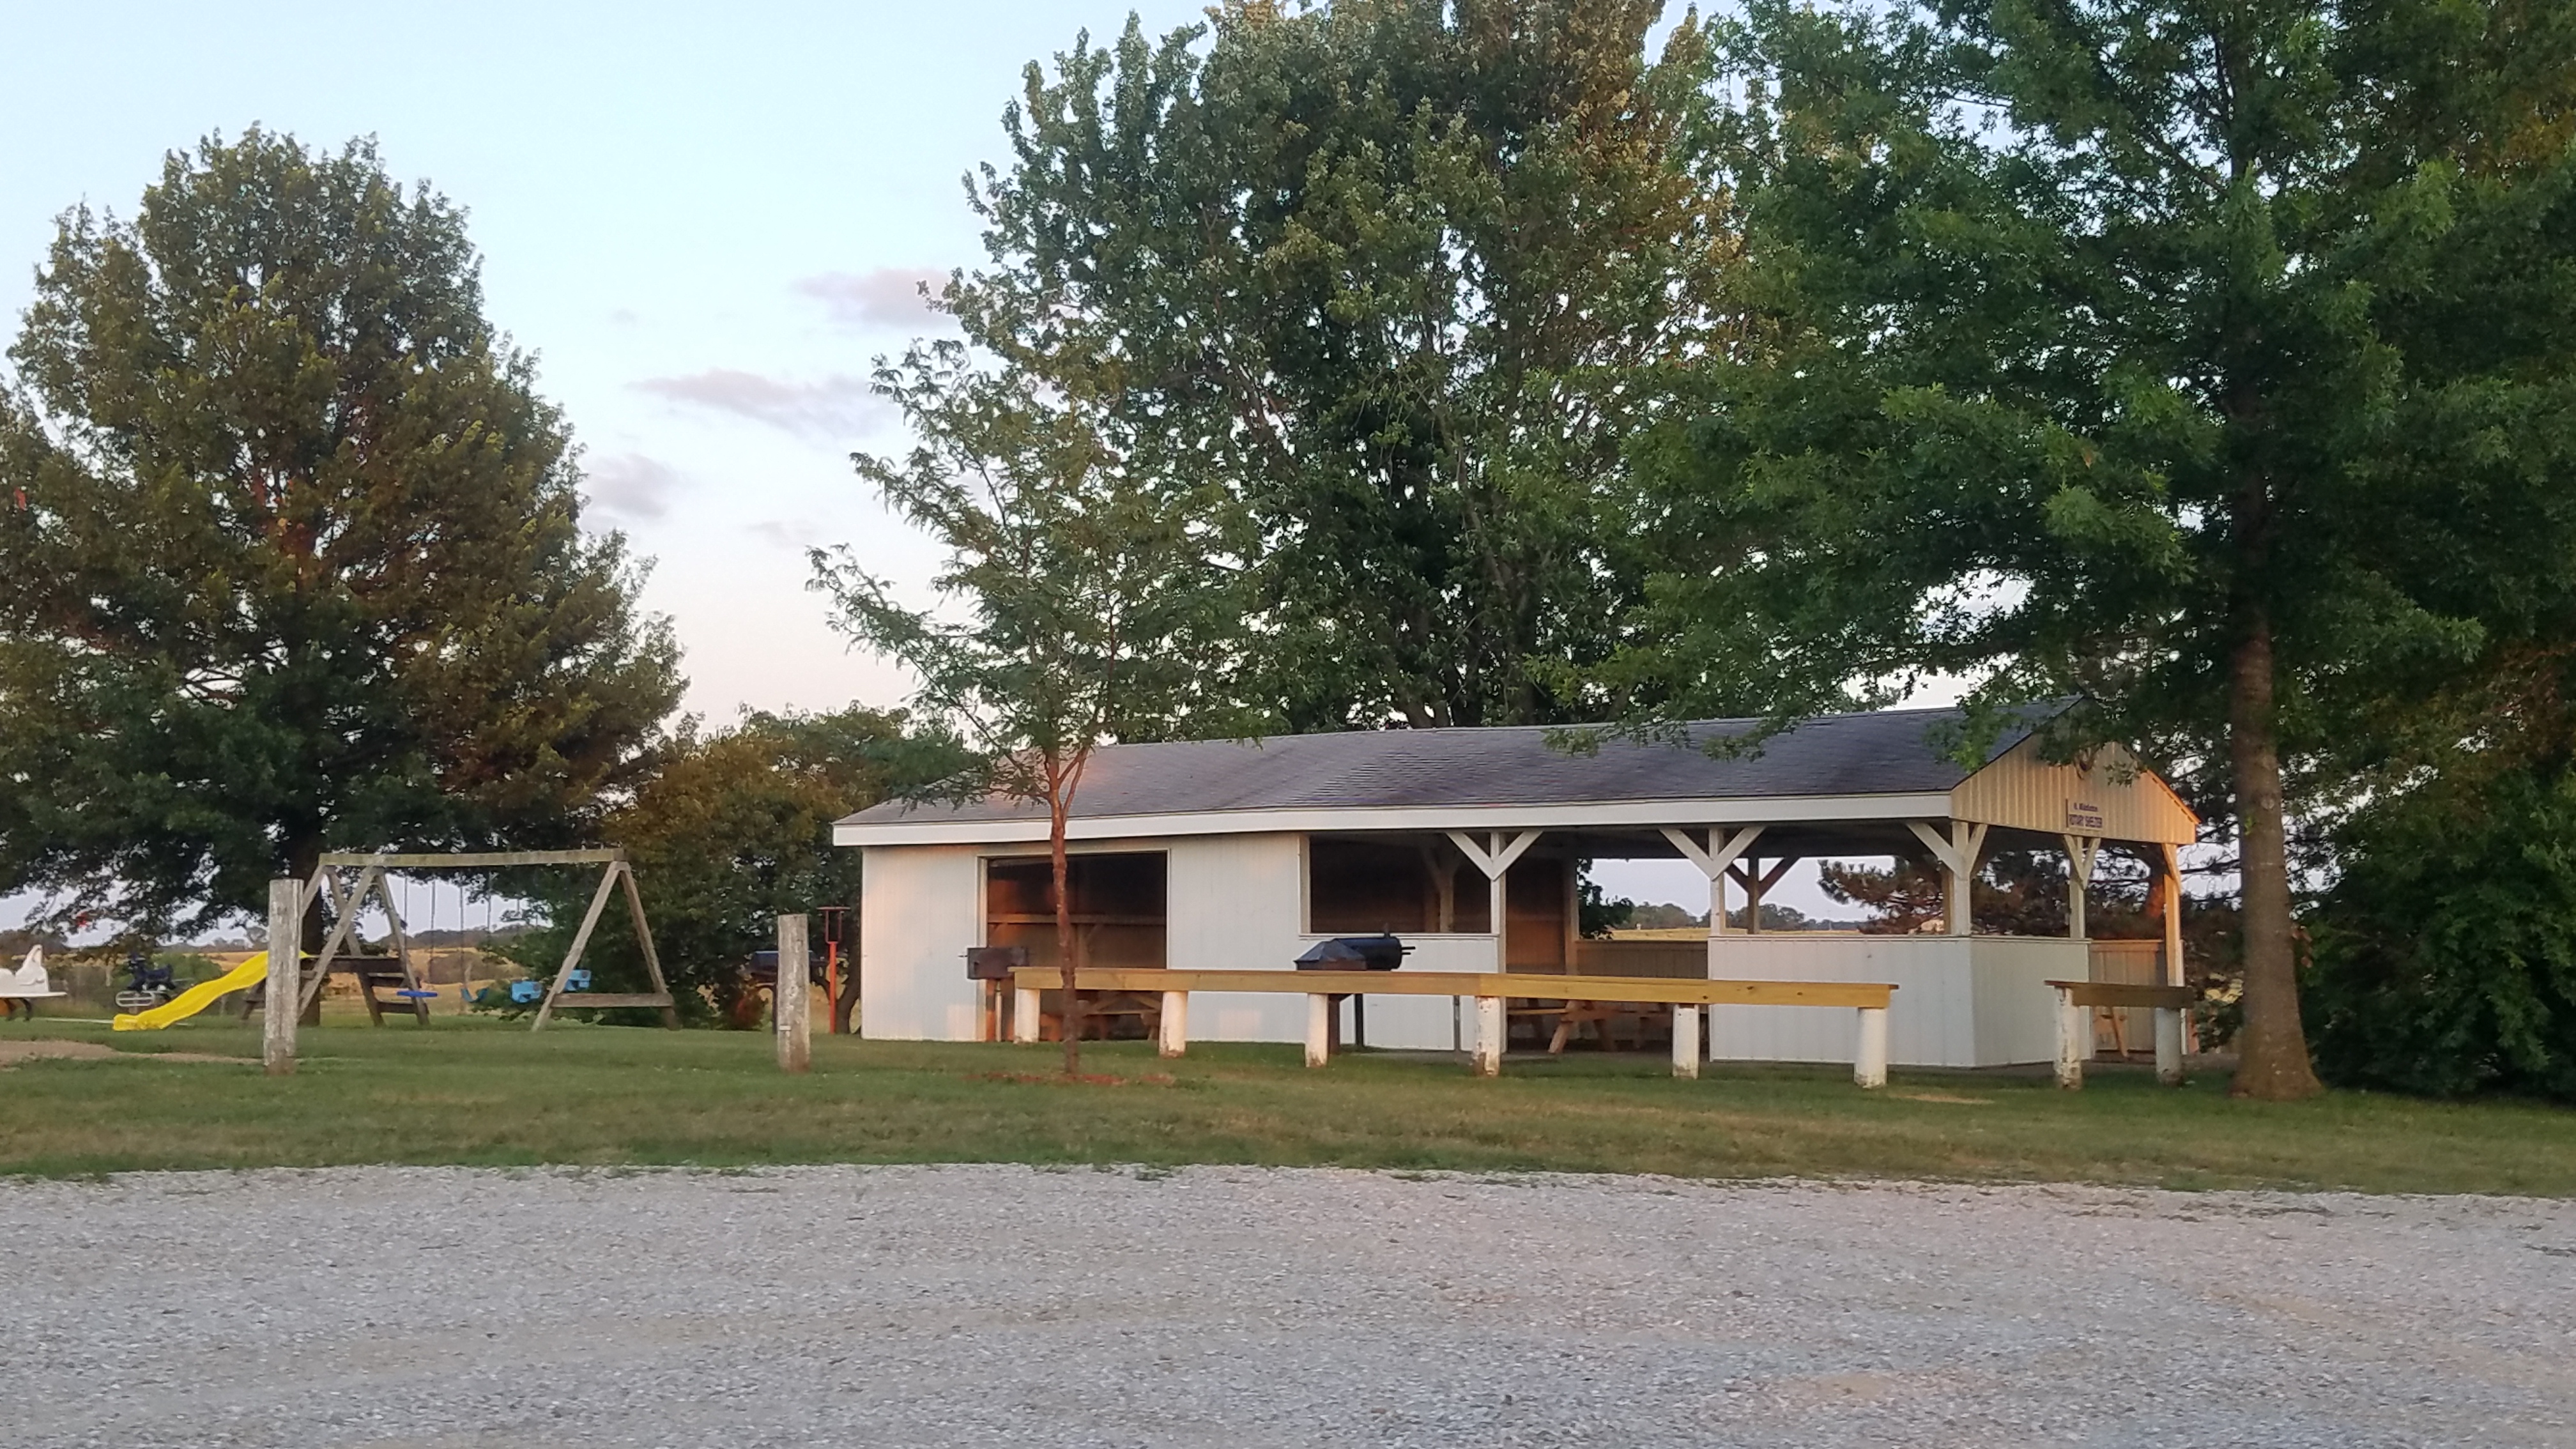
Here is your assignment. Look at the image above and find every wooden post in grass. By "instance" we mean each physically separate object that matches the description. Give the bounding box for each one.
[776,914,810,1075]
[1472,993,1506,1077]
[263,877,298,1077]
[1853,1006,1889,1090]
[1671,1002,1701,1080]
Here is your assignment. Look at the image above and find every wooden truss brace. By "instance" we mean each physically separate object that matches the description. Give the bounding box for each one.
[293,849,677,1031]
[1905,820,1990,936]
[1726,855,1802,933]
[2062,833,2103,940]
[1725,857,1799,895]
[298,864,427,1017]
[528,857,678,1031]
[1658,825,1764,934]
[1443,829,1544,881]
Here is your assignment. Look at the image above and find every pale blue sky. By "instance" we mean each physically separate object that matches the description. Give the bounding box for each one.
[0,1,1835,925]
[3,0,1213,723]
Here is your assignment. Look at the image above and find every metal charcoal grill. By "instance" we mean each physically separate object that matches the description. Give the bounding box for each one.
[1294,934,1411,1046]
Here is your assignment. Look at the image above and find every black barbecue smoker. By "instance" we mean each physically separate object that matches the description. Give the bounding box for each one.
[1294,933,1411,1048]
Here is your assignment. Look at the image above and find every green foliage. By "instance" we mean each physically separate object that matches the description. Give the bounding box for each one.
[505,708,967,1027]
[815,290,1262,1071]
[0,129,680,935]
[955,0,1737,728]
[1576,873,1635,938]
[1607,0,2576,1096]
[2308,768,2576,1101]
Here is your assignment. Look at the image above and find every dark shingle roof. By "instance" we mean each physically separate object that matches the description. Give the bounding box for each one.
[839,706,2027,830]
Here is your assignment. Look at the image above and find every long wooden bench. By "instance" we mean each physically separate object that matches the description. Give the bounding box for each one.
[2046,980,2192,1089]
[1009,967,1898,1087]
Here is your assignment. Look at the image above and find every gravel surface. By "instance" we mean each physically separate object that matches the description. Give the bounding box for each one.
[4,1164,2572,1448]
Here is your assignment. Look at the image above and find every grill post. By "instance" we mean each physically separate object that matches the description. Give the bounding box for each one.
[1472,993,1505,1077]
[1671,1003,1700,1079]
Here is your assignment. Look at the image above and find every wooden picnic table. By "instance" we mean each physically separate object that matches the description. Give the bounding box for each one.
[2046,979,2192,1089]
[1008,967,1897,1087]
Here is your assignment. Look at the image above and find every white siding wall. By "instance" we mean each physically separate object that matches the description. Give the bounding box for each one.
[1167,832,1307,1043]
[860,832,1501,1051]
[857,844,984,1041]
[1703,935,2080,1068]
[1965,937,2076,1066]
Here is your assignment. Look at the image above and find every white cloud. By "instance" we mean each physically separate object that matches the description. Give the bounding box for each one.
[631,368,887,441]
[746,518,821,553]
[583,452,685,521]
[792,267,946,329]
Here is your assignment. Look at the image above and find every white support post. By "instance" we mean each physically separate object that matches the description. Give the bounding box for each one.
[1013,986,1041,1043]
[263,878,298,1077]
[2154,1006,2185,1086]
[1473,993,1506,1077]
[2063,834,2101,940]
[775,914,810,1075]
[2055,985,2088,1090]
[1158,990,1188,1059]
[1659,825,1764,956]
[2159,843,2186,987]
[1305,993,1332,1068]
[1853,1007,1889,1090]
[1445,828,1543,976]
[2050,979,2091,1082]
[1906,820,1989,937]
[1671,1002,1700,1080]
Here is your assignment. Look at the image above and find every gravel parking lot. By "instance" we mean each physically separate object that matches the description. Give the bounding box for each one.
[5,1164,2571,1448]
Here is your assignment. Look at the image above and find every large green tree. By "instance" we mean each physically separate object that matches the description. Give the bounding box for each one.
[953,0,1735,728]
[0,130,680,938]
[816,332,1259,1073]
[1614,0,2576,1097]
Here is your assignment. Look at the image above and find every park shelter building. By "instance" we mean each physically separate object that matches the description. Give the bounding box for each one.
[833,706,2200,1068]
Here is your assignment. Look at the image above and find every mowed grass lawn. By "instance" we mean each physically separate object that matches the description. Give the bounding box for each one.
[6,1015,2575,1194]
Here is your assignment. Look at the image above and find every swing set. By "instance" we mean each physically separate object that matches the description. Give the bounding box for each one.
[304,849,676,1031]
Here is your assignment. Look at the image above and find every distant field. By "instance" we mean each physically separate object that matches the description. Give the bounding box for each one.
[5,1016,2572,1193]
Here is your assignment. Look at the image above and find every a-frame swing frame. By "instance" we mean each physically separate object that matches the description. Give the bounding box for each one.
[308,848,678,1031]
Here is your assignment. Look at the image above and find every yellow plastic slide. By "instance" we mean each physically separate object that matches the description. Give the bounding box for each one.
[112,954,268,1031]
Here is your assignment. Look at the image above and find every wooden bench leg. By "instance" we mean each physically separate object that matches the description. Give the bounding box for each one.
[1472,993,1505,1077]
[1305,992,1331,1068]
[2154,1004,2184,1085]
[1854,1006,1889,1090]
[1671,1002,1699,1080]
[2055,986,2087,1090]
[1159,990,1188,1059]
[1013,987,1040,1044]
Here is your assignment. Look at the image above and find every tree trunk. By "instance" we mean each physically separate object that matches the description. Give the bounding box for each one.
[1051,795,1081,1077]
[2226,614,2323,1099]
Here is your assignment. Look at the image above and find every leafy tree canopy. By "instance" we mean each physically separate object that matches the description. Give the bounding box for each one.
[0,130,680,936]
[956,0,1738,728]
[815,318,1261,1072]
[2308,763,2576,1102]
[1607,0,2576,1096]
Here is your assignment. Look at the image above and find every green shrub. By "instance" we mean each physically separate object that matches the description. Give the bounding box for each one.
[2305,769,2576,1101]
